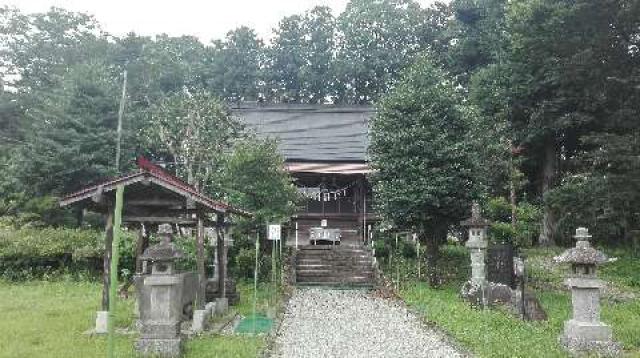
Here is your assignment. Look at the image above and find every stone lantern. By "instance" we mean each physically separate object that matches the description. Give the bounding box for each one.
[136,224,186,357]
[555,227,620,355]
[461,202,490,286]
[459,202,491,307]
[141,224,184,275]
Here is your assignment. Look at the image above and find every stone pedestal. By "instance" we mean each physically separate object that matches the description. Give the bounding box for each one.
[206,278,240,305]
[136,275,183,357]
[95,311,108,334]
[191,309,209,333]
[561,276,618,354]
[215,297,229,314]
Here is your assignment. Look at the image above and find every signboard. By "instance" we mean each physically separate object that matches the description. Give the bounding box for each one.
[320,219,328,227]
[488,243,515,287]
[268,224,281,241]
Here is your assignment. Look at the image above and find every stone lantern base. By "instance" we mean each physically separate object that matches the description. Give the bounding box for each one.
[135,337,182,357]
[560,322,621,356]
[564,319,612,342]
[561,318,621,357]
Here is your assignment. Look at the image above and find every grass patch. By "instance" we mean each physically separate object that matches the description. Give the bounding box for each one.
[0,279,272,357]
[401,283,569,357]
[186,335,264,357]
[0,280,135,358]
[388,244,640,357]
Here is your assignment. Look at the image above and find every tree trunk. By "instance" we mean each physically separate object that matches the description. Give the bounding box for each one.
[539,137,557,246]
[509,156,517,228]
[102,210,114,311]
[424,223,446,288]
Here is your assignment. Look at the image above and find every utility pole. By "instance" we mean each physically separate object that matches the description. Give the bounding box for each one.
[115,68,128,172]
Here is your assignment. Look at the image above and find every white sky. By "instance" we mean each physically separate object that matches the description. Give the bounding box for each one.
[5,0,444,43]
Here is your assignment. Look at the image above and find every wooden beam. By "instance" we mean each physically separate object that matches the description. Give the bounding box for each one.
[125,198,186,207]
[124,207,202,217]
[122,216,197,225]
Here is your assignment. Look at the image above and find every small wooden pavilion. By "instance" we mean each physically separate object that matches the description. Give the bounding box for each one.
[59,157,251,312]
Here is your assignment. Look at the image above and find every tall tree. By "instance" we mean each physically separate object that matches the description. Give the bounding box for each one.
[265,14,307,102]
[300,6,336,103]
[444,0,509,85]
[506,0,640,245]
[143,90,244,197]
[333,0,433,103]
[265,6,336,103]
[224,139,300,224]
[11,62,120,195]
[0,7,110,91]
[208,27,264,103]
[370,57,477,286]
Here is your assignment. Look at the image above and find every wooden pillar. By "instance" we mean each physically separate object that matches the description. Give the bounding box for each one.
[216,214,226,299]
[102,210,114,310]
[196,213,206,309]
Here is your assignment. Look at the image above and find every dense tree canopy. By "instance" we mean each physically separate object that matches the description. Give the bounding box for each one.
[0,0,638,250]
[370,57,477,286]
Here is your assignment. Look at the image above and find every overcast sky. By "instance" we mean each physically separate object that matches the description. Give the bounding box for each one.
[6,0,444,42]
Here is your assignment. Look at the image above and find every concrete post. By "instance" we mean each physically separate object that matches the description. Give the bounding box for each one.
[555,227,620,356]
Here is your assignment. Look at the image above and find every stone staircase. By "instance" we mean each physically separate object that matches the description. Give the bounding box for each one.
[295,245,375,288]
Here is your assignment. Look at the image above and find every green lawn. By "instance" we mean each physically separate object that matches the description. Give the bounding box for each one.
[0,280,270,358]
[389,245,640,358]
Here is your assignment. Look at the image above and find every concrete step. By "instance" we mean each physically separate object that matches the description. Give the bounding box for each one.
[296,261,371,268]
[296,275,372,283]
[296,264,372,270]
[294,244,375,287]
[297,249,371,253]
[298,259,371,262]
[297,252,371,257]
[295,282,374,289]
[296,271,374,277]
[296,267,374,273]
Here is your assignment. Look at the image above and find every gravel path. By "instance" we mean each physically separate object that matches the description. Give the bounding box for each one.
[271,288,466,358]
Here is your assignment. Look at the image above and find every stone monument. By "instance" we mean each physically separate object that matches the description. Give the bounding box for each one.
[136,224,185,357]
[460,202,490,306]
[555,227,620,356]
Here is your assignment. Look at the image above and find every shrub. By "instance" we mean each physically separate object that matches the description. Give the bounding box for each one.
[0,224,136,280]
[484,197,541,247]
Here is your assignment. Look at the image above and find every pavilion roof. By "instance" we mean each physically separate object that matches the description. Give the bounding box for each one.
[59,157,251,218]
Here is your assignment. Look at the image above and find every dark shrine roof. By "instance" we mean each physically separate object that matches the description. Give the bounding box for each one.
[59,157,251,217]
[232,104,374,162]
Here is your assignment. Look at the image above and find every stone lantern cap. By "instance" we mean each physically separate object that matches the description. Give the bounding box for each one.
[460,202,490,228]
[140,238,184,262]
[554,228,608,266]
